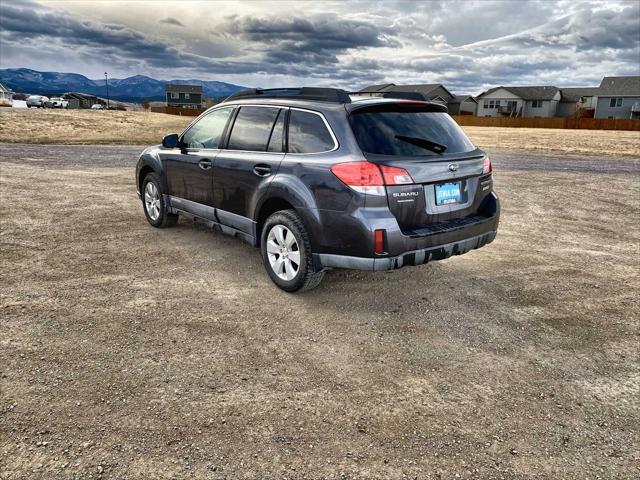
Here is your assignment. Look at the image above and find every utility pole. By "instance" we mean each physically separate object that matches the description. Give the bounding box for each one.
[104,72,110,109]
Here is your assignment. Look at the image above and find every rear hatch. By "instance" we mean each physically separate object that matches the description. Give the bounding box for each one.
[348,102,495,233]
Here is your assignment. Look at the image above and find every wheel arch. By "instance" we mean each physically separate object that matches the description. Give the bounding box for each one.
[138,165,156,193]
[255,197,296,245]
[137,152,167,196]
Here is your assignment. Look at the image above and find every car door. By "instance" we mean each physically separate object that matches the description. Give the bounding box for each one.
[213,106,286,234]
[161,106,234,216]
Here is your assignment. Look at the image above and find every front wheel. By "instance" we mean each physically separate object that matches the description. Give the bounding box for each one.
[261,210,324,292]
[141,172,178,228]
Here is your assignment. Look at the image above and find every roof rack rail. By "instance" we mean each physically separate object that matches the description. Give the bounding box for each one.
[224,87,352,104]
[351,91,429,101]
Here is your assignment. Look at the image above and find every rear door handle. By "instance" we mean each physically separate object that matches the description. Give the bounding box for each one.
[253,164,272,177]
[198,159,213,170]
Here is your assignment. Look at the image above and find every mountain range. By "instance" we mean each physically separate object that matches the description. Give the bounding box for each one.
[0,68,247,102]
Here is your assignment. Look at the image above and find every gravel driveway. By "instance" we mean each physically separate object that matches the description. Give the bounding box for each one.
[1,144,638,479]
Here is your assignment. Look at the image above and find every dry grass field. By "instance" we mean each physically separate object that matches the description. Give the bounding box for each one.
[463,126,640,157]
[0,109,190,146]
[2,108,639,156]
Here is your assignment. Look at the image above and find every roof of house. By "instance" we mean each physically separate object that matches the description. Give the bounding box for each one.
[559,87,600,102]
[359,83,396,92]
[449,94,477,104]
[166,84,203,94]
[597,76,640,96]
[359,83,454,99]
[478,85,560,100]
[65,92,99,100]
[0,82,12,93]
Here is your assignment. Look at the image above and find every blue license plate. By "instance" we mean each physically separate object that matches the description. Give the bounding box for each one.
[435,182,462,205]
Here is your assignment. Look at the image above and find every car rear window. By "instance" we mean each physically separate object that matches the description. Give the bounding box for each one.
[349,107,475,156]
[227,106,281,152]
[288,110,335,154]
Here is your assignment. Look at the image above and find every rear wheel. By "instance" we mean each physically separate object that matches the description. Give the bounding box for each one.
[261,210,324,292]
[141,172,178,228]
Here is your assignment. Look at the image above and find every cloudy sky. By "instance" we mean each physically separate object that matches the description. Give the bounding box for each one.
[1,0,639,93]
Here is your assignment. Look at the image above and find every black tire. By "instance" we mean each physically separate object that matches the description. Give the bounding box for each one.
[141,172,178,228]
[261,210,324,292]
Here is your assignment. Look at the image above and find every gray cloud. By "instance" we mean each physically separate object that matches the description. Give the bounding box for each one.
[0,0,638,93]
[222,15,400,65]
[159,18,184,27]
[0,2,259,74]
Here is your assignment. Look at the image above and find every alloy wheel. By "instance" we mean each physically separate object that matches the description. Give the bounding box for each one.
[266,225,301,281]
[144,181,161,221]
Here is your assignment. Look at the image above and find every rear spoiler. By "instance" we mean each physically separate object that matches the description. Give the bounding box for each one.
[352,91,429,101]
[346,100,448,114]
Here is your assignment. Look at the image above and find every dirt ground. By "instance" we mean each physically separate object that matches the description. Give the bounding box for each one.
[1,108,639,157]
[1,144,638,479]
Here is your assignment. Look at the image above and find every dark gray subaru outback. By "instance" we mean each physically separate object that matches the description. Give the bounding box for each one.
[136,88,499,291]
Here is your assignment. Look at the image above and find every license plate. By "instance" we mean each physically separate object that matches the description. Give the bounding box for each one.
[435,181,462,205]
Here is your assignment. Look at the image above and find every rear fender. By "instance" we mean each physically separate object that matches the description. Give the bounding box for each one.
[253,174,322,245]
[254,173,320,216]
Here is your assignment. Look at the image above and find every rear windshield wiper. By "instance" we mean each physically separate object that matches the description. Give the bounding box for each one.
[395,135,447,154]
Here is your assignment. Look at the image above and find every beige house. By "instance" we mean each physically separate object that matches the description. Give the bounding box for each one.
[476,86,561,117]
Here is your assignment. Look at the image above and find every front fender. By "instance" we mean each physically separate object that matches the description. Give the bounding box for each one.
[135,145,167,196]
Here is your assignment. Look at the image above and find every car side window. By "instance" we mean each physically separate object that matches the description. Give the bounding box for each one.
[287,110,335,154]
[227,106,281,152]
[181,107,233,149]
[267,109,286,153]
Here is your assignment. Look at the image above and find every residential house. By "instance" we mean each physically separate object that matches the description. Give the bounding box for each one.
[64,92,101,109]
[166,84,203,109]
[358,83,455,105]
[0,82,13,106]
[593,76,640,119]
[476,86,561,117]
[556,87,600,117]
[448,95,477,115]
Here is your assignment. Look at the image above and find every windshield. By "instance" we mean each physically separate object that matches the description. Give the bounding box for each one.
[349,107,475,156]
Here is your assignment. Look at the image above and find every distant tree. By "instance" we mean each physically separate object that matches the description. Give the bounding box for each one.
[142,98,150,111]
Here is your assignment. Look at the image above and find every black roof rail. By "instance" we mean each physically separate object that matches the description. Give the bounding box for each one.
[351,91,429,101]
[224,87,352,104]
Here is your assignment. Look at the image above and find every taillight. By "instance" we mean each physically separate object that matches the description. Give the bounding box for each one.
[379,165,413,185]
[330,161,385,195]
[331,161,414,195]
[482,155,492,175]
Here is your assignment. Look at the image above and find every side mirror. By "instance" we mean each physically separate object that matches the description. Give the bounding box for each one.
[162,133,179,149]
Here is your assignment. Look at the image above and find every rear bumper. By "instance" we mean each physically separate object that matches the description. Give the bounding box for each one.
[311,191,500,272]
[314,230,496,271]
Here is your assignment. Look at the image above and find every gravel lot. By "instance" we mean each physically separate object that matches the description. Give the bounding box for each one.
[1,144,638,479]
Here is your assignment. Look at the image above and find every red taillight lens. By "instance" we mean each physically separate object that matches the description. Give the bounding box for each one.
[331,161,414,195]
[379,165,413,185]
[482,155,492,175]
[374,229,385,254]
[330,161,383,186]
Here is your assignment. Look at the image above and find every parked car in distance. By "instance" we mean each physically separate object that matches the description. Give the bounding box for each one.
[26,95,49,108]
[135,88,500,292]
[91,104,104,110]
[45,97,69,109]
